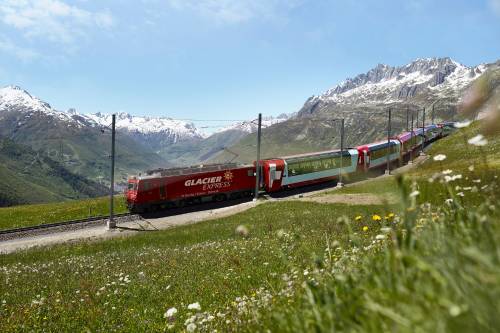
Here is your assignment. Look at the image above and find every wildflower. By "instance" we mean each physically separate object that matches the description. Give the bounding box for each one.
[186,323,197,332]
[303,269,309,276]
[449,305,461,317]
[457,192,464,197]
[468,165,475,172]
[187,302,201,311]
[442,169,453,175]
[355,215,362,221]
[444,174,462,182]
[372,215,381,221]
[375,234,385,240]
[468,134,488,146]
[380,227,391,233]
[276,229,286,239]
[433,154,446,161]
[387,213,395,218]
[164,307,178,319]
[362,226,369,232]
[454,120,472,128]
[235,225,249,237]
[409,190,420,197]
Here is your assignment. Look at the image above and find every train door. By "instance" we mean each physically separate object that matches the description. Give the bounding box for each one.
[159,181,167,200]
[269,163,280,188]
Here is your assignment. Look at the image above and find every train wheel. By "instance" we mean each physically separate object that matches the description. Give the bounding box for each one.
[214,194,226,202]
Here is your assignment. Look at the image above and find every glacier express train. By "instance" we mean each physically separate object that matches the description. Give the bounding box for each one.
[126,123,454,212]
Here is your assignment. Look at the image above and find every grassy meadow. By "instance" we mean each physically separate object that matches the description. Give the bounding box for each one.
[0,122,499,332]
[0,196,127,230]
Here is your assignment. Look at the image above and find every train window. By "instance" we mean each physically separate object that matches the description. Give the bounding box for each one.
[128,183,137,190]
[142,181,150,191]
[287,153,351,176]
[247,170,254,177]
[371,144,399,160]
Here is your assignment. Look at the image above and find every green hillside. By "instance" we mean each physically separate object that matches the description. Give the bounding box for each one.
[212,64,500,164]
[159,129,249,166]
[0,117,498,331]
[0,137,109,207]
[0,112,168,186]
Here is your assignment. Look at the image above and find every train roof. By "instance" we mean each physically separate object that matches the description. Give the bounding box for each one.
[135,162,252,179]
[264,148,357,162]
[357,138,400,149]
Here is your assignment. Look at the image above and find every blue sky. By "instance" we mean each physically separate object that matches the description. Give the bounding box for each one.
[0,0,499,123]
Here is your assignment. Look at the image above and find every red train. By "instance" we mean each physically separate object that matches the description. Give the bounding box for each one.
[126,123,455,212]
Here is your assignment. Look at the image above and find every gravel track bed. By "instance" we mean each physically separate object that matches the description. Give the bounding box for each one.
[0,215,141,242]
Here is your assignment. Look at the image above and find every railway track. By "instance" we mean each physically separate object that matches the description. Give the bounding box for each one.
[0,213,138,242]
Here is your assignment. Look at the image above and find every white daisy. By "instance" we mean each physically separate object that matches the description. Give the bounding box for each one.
[468,134,488,146]
[433,154,446,161]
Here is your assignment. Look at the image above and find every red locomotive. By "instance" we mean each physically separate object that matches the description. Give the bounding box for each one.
[126,122,456,213]
[126,163,255,212]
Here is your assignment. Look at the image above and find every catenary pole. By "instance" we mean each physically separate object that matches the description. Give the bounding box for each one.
[385,108,392,174]
[409,112,414,164]
[337,118,345,187]
[107,114,116,229]
[406,105,409,131]
[421,107,426,155]
[254,113,262,201]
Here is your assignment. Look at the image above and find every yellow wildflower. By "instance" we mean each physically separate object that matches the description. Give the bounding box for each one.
[362,226,368,232]
[372,214,382,221]
[355,215,362,221]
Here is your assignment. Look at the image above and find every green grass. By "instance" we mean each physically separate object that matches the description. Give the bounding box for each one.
[0,202,394,332]
[0,196,127,230]
[0,122,499,332]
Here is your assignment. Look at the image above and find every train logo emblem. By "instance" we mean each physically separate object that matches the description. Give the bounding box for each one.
[224,170,234,182]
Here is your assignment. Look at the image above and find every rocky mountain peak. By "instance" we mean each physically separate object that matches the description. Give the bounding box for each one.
[0,85,52,112]
[303,57,488,110]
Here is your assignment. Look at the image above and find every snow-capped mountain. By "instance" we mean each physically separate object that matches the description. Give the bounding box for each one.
[215,113,293,134]
[0,86,81,125]
[303,57,487,109]
[0,86,205,143]
[213,57,498,164]
[84,112,205,144]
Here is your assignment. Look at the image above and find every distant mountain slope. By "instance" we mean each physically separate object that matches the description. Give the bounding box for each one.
[0,86,169,185]
[0,86,295,170]
[212,57,499,163]
[158,114,292,166]
[0,137,108,206]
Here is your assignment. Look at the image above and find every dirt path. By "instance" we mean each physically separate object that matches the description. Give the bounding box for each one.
[0,201,259,254]
[297,193,399,205]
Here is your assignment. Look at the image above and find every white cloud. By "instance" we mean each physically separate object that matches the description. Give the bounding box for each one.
[0,0,115,44]
[0,36,40,61]
[165,0,301,24]
[490,0,500,16]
